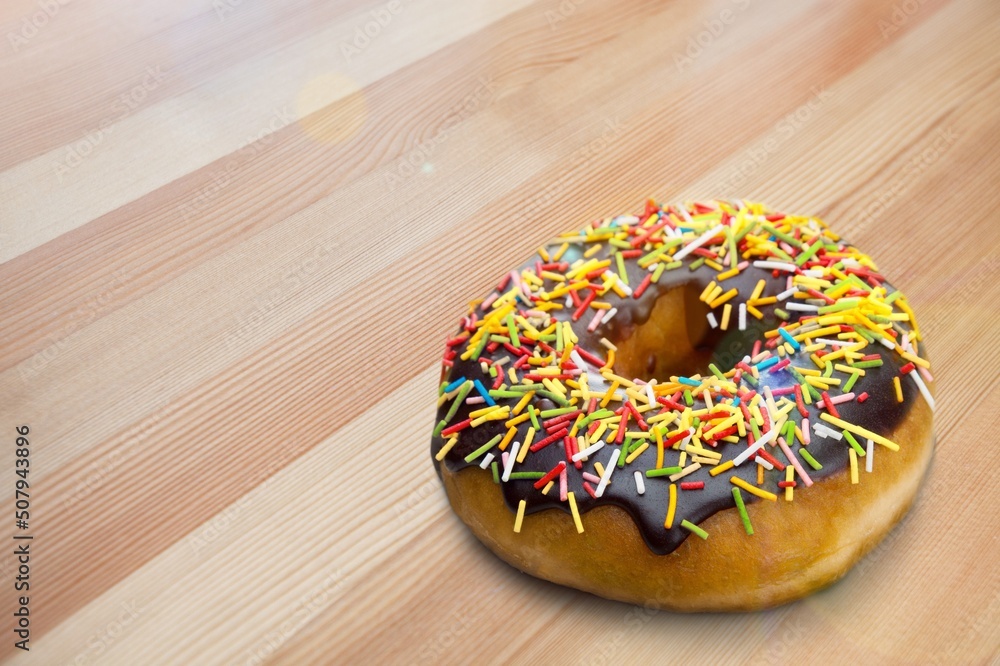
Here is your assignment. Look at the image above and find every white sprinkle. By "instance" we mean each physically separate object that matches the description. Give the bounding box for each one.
[777,287,798,301]
[634,471,645,495]
[572,440,606,462]
[754,455,774,471]
[502,443,520,482]
[604,307,618,322]
[754,260,798,272]
[880,337,895,349]
[739,303,747,330]
[865,439,874,472]
[673,223,725,261]
[786,302,820,312]
[668,462,702,482]
[706,312,719,329]
[645,381,656,405]
[595,449,621,497]
[480,452,495,469]
[910,371,936,411]
[466,396,486,405]
[812,423,843,440]
[733,427,778,466]
[813,338,850,347]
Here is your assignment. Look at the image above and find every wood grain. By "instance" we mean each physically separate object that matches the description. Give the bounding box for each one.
[1,0,998,663]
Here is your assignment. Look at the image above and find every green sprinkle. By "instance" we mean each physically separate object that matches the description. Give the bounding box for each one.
[608,238,632,250]
[432,419,448,437]
[438,381,448,396]
[536,390,569,407]
[505,314,520,348]
[615,252,629,285]
[795,238,824,266]
[508,471,545,480]
[732,487,753,535]
[823,358,835,378]
[646,467,682,478]
[818,298,860,315]
[851,325,875,343]
[774,308,789,320]
[689,257,706,271]
[885,290,902,304]
[799,447,823,470]
[652,263,666,283]
[663,260,682,271]
[528,405,541,431]
[804,382,822,401]
[683,389,694,406]
[468,334,489,361]
[843,430,866,456]
[843,371,861,393]
[539,406,576,418]
[491,461,500,483]
[851,359,883,369]
[680,519,709,540]
[761,223,800,247]
[750,419,762,441]
[464,434,502,463]
[708,363,727,381]
[444,382,474,422]
[489,390,523,399]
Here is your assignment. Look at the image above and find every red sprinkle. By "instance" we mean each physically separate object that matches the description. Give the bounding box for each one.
[857,392,869,403]
[533,461,567,489]
[680,481,705,490]
[821,391,840,418]
[900,362,916,374]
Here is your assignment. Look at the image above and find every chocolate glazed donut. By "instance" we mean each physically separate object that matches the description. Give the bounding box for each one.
[430,199,934,611]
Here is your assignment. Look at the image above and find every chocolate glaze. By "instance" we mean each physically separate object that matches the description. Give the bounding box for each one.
[430,241,921,555]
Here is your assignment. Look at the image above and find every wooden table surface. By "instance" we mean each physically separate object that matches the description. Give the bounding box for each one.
[2,0,999,663]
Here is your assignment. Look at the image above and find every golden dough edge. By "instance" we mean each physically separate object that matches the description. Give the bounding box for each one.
[439,395,933,611]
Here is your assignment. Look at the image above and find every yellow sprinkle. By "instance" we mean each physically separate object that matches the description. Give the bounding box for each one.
[750,279,766,301]
[731,476,778,501]
[552,242,569,262]
[747,304,764,320]
[537,246,551,262]
[669,462,701,482]
[785,465,794,501]
[717,266,740,281]
[542,480,554,495]
[514,499,527,532]
[709,288,739,309]
[518,429,534,463]
[513,391,534,416]
[568,492,584,533]
[434,437,459,462]
[499,426,518,451]
[721,303,733,330]
[819,413,900,451]
[699,281,718,302]
[901,350,931,369]
[893,376,904,402]
[665,483,677,528]
[757,462,764,485]
[835,363,864,376]
[849,448,859,484]
[709,460,735,477]
[594,462,606,478]
[654,427,665,468]
[626,441,649,464]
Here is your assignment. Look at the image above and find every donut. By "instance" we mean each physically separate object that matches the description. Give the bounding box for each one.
[430,199,934,611]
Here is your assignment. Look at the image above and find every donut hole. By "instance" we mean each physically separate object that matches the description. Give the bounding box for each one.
[611,282,731,383]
